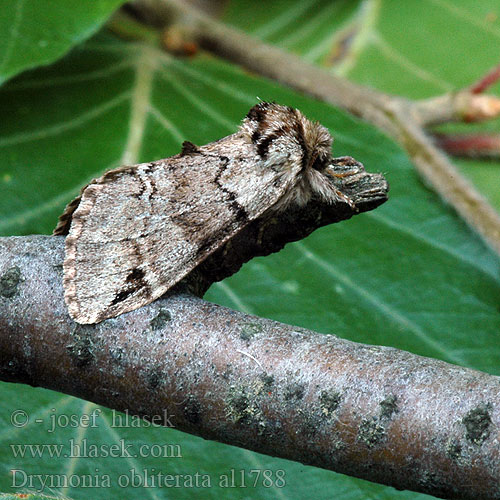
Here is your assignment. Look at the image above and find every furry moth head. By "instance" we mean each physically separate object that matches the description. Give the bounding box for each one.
[241,102,351,209]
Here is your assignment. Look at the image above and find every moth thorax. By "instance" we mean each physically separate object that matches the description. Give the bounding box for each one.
[273,168,340,212]
[242,102,340,210]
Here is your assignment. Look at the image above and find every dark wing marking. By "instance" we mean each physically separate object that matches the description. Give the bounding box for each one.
[180,141,201,156]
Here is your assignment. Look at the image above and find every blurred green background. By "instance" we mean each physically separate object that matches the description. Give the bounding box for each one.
[1,1,500,498]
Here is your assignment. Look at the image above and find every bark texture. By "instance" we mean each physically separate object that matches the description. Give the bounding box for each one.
[1,235,499,500]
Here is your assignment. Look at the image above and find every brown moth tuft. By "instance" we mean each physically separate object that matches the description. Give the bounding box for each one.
[55,102,362,324]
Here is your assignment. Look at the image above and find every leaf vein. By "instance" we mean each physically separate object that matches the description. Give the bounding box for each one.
[0,92,130,147]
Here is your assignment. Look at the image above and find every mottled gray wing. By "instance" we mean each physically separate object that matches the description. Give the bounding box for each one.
[62,135,299,324]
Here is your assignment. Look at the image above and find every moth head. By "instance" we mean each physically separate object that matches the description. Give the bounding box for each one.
[242,102,343,208]
[243,102,332,163]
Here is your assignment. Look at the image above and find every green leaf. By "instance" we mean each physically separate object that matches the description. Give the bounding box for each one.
[1,3,500,499]
[0,0,127,86]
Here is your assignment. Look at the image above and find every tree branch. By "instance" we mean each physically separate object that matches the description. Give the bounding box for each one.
[1,235,499,500]
[412,92,500,127]
[129,0,500,256]
[434,133,500,159]
[470,62,500,94]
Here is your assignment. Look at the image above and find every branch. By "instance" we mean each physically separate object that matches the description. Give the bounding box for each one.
[470,62,500,94]
[413,92,500,126]
[434,133,500,159]
[1,235,499,500]
[129,0,500,256]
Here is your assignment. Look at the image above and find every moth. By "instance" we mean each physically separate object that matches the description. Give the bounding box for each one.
[55,102,360,324]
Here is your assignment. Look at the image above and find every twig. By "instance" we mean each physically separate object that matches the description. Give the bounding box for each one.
[434,133,500,159]
[1,235,499,500]
[470,61,500,94]
[412,92,500,126]
[130,0,500,256]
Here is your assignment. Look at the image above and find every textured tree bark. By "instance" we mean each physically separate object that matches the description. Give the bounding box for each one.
[1,232,499,499]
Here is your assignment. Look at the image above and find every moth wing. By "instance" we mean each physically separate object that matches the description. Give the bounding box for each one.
[63,143,298,324]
